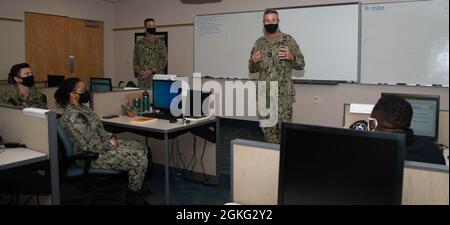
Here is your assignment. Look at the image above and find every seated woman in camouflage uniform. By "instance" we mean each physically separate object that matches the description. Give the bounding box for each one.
[0,63,47,109]
[54,77,149,193]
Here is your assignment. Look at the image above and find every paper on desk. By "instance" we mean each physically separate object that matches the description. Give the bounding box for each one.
[22,107,50,119]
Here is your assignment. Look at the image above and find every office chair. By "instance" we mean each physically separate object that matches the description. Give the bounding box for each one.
[56,119,127,204]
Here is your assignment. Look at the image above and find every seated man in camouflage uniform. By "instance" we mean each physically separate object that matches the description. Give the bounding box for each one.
[54,77,149,197]
[0,63,47,109]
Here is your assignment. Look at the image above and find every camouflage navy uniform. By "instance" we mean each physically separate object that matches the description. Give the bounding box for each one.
[60,104,148,192]
[0,86,47,109]
[133,37,168,90]
[249,32,305,143]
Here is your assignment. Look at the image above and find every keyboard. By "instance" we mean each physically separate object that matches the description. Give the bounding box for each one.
[185,115,207,119]
[141,112,176,120]
[185,115,213,122]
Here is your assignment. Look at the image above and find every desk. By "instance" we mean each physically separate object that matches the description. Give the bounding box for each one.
[101,116,216,204]
[0,148,47,171]
[0,148,51,202]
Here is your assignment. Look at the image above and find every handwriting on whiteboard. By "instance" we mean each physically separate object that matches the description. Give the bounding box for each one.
[196,16,224,38]
[364,4,385,11]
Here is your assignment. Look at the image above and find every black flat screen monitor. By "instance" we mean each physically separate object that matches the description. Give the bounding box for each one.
[184,90,211,118]
[47,75,65,87]
[90,77,112,93]
[279,123,405,205]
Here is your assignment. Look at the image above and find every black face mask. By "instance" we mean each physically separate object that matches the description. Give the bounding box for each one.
[264,24,279,34]
[20,75,35,87]
[78,90,91,104]
[146,28,156,35]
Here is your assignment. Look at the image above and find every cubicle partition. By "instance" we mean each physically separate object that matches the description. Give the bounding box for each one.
[402,161,449,205]
[0,85,60,111]
[92,89,144,116]
[230,139,449,205]
[0,105,59,204]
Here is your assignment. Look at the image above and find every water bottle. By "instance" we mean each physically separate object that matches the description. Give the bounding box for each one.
[143,90,150,112]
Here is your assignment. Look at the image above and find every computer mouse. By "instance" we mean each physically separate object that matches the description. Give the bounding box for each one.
[169,118,177,123]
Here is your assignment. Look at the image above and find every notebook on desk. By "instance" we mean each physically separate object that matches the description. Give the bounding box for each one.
[130,117,158,124]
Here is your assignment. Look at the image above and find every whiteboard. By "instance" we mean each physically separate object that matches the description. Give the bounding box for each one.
[194,3,360,81]
[361,0,449,86]
[194,11,263,79]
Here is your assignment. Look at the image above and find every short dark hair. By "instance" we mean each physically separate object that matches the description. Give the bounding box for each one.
[54,77,80,107]
[371,95,413,130]
[264,9,279,17]
[144,18,155,26]
[8,63,30,84]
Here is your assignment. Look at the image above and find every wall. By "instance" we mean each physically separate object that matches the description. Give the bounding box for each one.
[113,0,448,128]
[1,0,447,128]
[0,0,115,81]
[113,0,410,82]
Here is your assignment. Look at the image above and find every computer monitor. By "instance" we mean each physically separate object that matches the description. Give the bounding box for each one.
[152,79,181,112]
[183,90,211,117]
[381,93,440,140]
[279,123,405,205]
[47,75,65,87]
[90,77,112,93]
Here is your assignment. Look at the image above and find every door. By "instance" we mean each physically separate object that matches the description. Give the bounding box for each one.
[25,13,104,83]
[25,13,69,81]
[68,19,104,83]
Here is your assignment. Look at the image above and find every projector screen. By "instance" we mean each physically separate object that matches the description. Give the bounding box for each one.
[361,0,449,86]
[194,3,360,82]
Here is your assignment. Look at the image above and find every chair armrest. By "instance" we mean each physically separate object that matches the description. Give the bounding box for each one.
[69,152,99,161]
[67,152,99,176]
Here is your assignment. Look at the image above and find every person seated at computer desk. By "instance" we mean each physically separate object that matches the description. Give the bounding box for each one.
[0,63,47,109]
[54,77,150,197]
[369,95,445,165]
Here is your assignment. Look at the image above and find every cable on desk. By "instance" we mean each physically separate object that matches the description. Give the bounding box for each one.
[184,136,198,178]
[190,136,198,178]
[183,135,211,186]
[200,138,210,184]
[174,137,187,174]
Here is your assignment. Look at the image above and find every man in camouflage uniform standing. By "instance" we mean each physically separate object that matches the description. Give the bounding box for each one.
[0,63,47,109]
[133,18,168,90]
[249,9,305,143]
[56,78,148,193]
